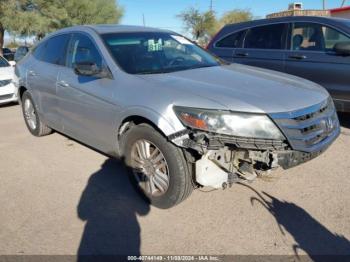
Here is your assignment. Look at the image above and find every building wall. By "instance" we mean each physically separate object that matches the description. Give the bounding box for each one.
[267,10,330,19]
[331,11,350,19]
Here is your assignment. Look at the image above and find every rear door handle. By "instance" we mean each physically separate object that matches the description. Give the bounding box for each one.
[57,80,69,88]
[289,54,307,60]
[28,70,37,77]
[235,52,249,57]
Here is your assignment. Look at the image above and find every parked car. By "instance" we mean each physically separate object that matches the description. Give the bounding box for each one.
[0,56,17,105]
[208,16,350,112]
[14,46,30,62]
[16,25,339,208]
[2,48,14,61]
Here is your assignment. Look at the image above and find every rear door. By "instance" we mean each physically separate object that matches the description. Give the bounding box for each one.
[285,22,350,110]
[26,34,70,129]
[233,23,289,72]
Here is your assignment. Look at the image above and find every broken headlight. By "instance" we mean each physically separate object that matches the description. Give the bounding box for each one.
[174,106,284,140]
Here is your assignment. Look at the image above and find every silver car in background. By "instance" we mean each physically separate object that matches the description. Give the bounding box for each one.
[0,56,17,105]
[16,25,340,208]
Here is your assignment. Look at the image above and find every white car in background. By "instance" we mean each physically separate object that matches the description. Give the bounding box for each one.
[0,56,17,105]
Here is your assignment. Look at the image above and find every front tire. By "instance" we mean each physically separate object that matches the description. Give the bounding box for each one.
[122,124,193,209]
[21,91,52,137]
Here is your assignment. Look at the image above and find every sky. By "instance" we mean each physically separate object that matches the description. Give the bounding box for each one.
[118,0,348,34]
[4,0,349,43]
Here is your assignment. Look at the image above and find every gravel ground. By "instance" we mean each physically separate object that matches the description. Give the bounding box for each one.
[0,103,349,258]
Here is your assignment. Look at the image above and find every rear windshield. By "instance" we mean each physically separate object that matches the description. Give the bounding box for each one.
[0,56,9,67]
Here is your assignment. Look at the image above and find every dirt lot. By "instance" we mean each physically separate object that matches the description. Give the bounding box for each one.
[0,103,350,257]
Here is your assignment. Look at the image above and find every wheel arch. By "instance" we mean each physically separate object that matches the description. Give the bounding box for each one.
[18,86,28,103]
[115,106,186,155]
[118,115,168,141]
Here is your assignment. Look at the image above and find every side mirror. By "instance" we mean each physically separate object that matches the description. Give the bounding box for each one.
[74,61,111,78]
[74,61,101,77]
[8,60,16,67]
[334,42,350,56]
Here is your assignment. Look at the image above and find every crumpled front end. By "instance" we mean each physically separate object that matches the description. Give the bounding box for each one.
[169,97,340,189]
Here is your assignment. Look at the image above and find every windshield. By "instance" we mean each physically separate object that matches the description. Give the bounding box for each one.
[102,32,221,74]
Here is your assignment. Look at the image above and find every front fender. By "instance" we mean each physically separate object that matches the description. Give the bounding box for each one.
[116,105,186,137]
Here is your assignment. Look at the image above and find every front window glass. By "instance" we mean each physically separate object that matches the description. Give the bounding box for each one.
[102,32,221,74]
[67,33,103,69]
[244,24,286,50]
[0,56,10,67]
[291,22,350,51]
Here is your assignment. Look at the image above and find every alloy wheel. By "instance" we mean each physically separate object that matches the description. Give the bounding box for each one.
[130,139,170,196]
[24,98,37,130]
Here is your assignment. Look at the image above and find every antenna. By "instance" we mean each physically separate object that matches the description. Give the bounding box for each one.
[341,0,347,7]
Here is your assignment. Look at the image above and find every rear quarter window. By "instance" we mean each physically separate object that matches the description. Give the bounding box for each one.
[215,30,245,48]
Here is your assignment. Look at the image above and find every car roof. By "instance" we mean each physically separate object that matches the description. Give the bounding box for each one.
[223,16,350,30]
[54,24,174,35]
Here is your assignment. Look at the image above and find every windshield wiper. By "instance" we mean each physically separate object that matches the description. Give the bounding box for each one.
[186,64,217,70]
[136,69,171,75]
[136,64,218,75]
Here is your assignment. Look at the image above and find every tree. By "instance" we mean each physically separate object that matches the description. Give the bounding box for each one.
[177,7,216,40]
[0,0,18,55]
[177,7,253,45]
[0,0,124,54]
[219,9,253,27]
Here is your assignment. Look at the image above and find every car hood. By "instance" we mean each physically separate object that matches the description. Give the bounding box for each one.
[0,67,14,80]
[140,64,329,114]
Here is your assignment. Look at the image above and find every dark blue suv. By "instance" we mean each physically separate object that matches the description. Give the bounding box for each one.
[208,16,350,112]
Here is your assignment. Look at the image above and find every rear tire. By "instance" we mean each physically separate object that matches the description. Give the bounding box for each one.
[122,124,193,209]
[21,91,52,137]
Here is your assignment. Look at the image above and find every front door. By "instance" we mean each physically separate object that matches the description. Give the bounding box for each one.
[285,22,350,111]
[56,33,118,153]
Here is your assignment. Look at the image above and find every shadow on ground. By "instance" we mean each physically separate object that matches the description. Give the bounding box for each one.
[338,112,350,129]
[239,183,350,260]
[0,102,18,108]
[77,158,149,260]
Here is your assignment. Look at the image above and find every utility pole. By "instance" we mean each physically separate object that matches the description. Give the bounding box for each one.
[323,0,326,10]
[210,0,213,12]
[341,0,347,7]
[142,13,146,26]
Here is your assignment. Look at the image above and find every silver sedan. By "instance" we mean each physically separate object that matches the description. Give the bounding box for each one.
[16,25,339,208]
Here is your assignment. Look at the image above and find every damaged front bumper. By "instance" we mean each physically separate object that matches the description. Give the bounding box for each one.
[169,99,340,189]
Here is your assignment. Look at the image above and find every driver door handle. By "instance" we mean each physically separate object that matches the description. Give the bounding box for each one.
[289,54,307,60]
[28,70,37,77]
[235,52,249,57]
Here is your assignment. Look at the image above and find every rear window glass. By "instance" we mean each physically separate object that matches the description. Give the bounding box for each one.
[32,42,47,60]
[42,34,70,65]
[215,30,245,48]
